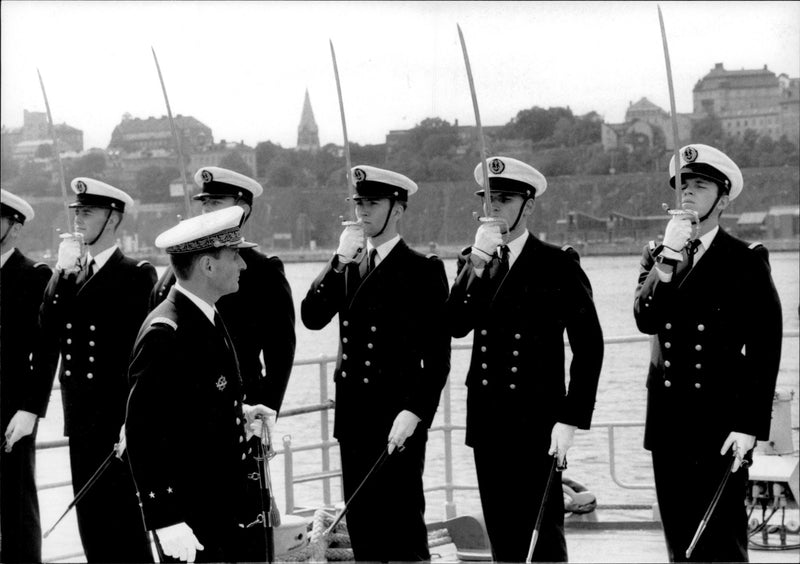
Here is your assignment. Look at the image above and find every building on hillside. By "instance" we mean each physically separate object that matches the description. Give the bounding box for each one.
[108,113,213,153]
[190,141,256,175]
[296,89,320,152]
[693,63,799,145]
[2,109,84,162]
[601,97,692,153]
[385,122,530,159]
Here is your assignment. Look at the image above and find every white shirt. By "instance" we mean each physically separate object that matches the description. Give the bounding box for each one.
[86,244,119,273]
[0,248,15,268]
[656,225,719,283]
[366,234,401,268]
[174,282,217,325]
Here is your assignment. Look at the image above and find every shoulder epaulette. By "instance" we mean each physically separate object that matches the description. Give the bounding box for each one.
[149,317,177,330]
[648,240,657,251]
[748,242,763,250]
[426,253,439,259]
[561,245,575,253]
[137,260,152,267]
[33,261,49,268]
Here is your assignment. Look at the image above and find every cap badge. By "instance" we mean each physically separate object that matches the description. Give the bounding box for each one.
[353,168,366,182]
[216,376,227,391]
[489,158,505,174]
[201,170,213,183]
[682,146,698,164]
[76,180,87,193]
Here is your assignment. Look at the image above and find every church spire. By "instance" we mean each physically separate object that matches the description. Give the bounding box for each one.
[297,88,320,152]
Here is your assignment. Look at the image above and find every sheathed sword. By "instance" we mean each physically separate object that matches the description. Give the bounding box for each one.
[457,24,493,219]
[525,455,563,563]
[36,69,72,233]
[151,47,192,219]
[43,444,119,538]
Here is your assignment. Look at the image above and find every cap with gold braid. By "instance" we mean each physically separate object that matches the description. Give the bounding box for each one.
[155,206,257,255]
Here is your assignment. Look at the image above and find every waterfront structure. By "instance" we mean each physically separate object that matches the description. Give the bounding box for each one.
[601,98,692,153]
[108,113,212,153]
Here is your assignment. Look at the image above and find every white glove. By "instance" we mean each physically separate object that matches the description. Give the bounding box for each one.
[721,431,756,473]
[156,522,204,562]
[548,422,577,468]
[116,424,126,458]
[662,214,693,257]
[336,224,365,264]
[471,220,504,264]
[387,409,421,454]
[56,233,84,272]
[4,410,37,451]
[243,404,276,447]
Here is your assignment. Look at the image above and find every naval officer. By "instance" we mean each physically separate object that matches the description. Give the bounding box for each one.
[125,206,274,563]
[447,157,604,562]
[0,190,56,563]
[149,166,295,415]
[39,178,155,562]
[301,165,451,561]
[634,144,782,562]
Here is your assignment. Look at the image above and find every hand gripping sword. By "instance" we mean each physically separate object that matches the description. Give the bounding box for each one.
[37,69,74,234]
[151,47,193,219]
[251,415,279,562]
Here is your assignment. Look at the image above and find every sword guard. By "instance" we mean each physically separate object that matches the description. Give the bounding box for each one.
[661,204,701,243]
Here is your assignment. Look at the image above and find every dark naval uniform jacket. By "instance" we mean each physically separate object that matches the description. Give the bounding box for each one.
[0,249,54,563]
[125,288,263,562]
[149,247,296,412]
[301,238,451,561]
[39,247,156,562]
[634,228,782,562]
[446,233,604,563]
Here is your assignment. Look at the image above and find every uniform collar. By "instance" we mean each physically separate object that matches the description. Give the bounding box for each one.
[174,282,216,325]
[367,234,401,267]
[87,244,118,271]
[0,247,15,268]
[503,230,529,268]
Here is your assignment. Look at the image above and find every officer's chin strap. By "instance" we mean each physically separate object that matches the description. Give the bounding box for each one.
[372,198,396,239]
[234,197,252,224]
[0,221,14,247]
[508,195,533,233]
[85,209,113,247]
[696,190,727,224]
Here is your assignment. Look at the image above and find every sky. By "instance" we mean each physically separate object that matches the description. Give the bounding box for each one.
[2,1,799,151]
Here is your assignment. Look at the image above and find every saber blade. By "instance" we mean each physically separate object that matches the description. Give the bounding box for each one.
[657,5,682,210]
[526,456,559,563]
[457,24,492,216]
[151,47,192,219]
[330,40,356,221]
[36,69,72,232]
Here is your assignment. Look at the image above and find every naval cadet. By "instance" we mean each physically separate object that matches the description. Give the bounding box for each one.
[39,178,155,562]
[634,144,782,562]
[301,165,451,561]
[125,206,274,563]
[0,190,56,563]
[149,166,295,414]
[446,157,604,562]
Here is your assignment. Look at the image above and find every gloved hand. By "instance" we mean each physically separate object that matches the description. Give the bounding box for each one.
[387,409,421,454]
[56,233,84,273]
[4,410,37,452]
[155,522,204,563]
[336,224,365,265]
[471,219,504,265]
[721,431,756,472]
[548,422,577,468]
[661,214,693,259]
[243,404,276,447]
[115,424,126,458]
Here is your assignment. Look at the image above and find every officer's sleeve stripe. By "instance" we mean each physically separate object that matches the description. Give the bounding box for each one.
[561,245,574,253]
[149,317,177,330]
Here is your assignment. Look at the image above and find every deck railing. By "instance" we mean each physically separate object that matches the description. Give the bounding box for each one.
[37,330,799,561]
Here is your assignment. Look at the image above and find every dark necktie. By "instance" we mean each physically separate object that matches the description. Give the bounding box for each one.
[675,239,701,282]
[492,245,510,280]
[360,248,378,278]
[78,258,95,285]
[214,311,233,352]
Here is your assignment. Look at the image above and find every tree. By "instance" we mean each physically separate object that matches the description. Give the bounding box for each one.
[136,165,178,203]
[35,143,53,159]
[67,152,106,179]
[501,106,574,144]
[219,151,254,176]
[691,115,724,146]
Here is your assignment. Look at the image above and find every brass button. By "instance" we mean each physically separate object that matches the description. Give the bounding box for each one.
[664,380,671,387]
[481,363,487,369]
[66,323,72,329]
[66,338,72,344]
[481,379,488,386]
[697,324,705,331]
[513,350,519,356]
[87,373,94,379]
[65,354,71,360]
[480,329,487,336]
[239,436,243,443]
[365,360,371,367]
[236,418,241,425]
[65,370,71,376]
[341,371,347,378]
[367,343,374,349]
[370,326,377,332]
[664,342,671,349]
[664,360,671,368]
[511,367,518,373]
[695,383,702,389]
[343,320,349,327]
[665,323,672,330]
[514,334,521,340]
[343,337,348,343]
[363,378,369,384]
[509,384,516,390]
[89,325,96,331]
[342,354,348,360]
[695,363,702,370]
[89,357,94,363]
[234,400,238,406]
[89,341,95,347]
[695,344,702,351]
[241,453,246,460]
[481,346,487,352]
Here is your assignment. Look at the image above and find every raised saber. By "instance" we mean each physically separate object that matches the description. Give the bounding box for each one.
[330,40,356,222]
[657,5,682,211]
[457,24,492,218]
[36,69,72,233]
[151,47,192,219]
